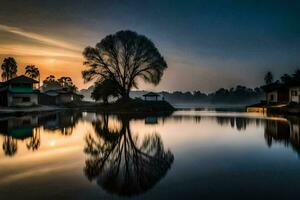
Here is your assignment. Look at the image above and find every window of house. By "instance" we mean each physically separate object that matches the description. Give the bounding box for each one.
[22,97,31,102]
[270,94,274,101]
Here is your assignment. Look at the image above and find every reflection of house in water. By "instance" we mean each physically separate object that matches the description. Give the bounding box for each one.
[38,111,82,135]
[0,116,38,140]
[0,116,39,156]
[145,116,158,124]
[0,111,83,157]
[265,117,300,156]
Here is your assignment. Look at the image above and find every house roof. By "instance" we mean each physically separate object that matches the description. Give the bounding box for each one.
[4,75,39,84]
[142,92,159,97]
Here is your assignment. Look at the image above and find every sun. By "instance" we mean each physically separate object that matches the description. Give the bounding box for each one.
[48,59,55,63]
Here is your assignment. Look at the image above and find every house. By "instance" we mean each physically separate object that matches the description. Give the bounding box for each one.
[143,92,161,101]
[289,81,300,103]
[0,75,39,107]
[262,83,289,104]
[39,88,83,105]
[262,81,300,104]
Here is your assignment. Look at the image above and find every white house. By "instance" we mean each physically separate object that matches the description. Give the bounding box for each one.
[289,86,300,103]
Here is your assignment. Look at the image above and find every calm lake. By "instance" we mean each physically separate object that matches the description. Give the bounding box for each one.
[0,110,300,199]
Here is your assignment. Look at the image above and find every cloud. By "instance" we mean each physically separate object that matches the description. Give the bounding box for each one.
[0,44,81,59]
[0,24,81,52]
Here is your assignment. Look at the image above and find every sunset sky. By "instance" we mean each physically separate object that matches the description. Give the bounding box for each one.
[0,0,300,92]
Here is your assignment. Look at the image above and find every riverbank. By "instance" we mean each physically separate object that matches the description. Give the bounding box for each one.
[247,102,300,115]
[66,99,175,113]
[0,105,67,117]
[0,99,175,117]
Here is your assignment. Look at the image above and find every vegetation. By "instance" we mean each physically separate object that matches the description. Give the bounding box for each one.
[42,75,77,91]
[263,69,300,86]
[82,30,167,101]
[91,79,119,103]
[1,57,17,81]
[155,85,264,104]
[25,65,40,87]
[264,71,273,85]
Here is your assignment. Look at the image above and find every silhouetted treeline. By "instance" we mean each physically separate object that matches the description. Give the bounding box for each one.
[160,85,263,104]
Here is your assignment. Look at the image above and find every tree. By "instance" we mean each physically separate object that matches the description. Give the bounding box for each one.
[1,57,17,81]
[82,30,168,100]
[42,75,77,91]
[84,115,174,197]
[91,79,119,103]
[57,76,77,91]
[280,73,293,84]
[25,65,40,87]
[42,75,61,91]
[292,69,300,81]
[264,71,273,85]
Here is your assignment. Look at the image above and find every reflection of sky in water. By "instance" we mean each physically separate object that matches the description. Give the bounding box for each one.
[0,111,300,199]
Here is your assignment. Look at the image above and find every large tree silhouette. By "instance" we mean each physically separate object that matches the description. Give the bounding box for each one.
[84,115,174,197]
[1,57,17,81]
[82,30,168,100]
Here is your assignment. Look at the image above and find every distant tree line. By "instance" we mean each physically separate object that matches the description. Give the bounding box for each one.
[264,69,300,86]
[158,85,264,104]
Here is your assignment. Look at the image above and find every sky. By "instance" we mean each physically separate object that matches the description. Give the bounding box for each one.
[0,0,300,92]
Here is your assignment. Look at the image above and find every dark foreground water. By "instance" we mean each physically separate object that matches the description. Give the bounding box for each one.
[0,110,300,199]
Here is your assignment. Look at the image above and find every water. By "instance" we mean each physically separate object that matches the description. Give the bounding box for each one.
[0,110,300,199]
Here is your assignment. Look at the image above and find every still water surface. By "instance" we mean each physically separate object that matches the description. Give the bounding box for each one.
[0,110,300,199]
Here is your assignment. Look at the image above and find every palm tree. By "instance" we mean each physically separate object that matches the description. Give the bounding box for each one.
[1,57,17,81]
[82,30,167,101]
[25,65,40,87]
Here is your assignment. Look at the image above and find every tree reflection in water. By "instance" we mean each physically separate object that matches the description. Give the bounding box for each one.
[2,136,18,156]
[84,115,174,197]
[26,128,41,151]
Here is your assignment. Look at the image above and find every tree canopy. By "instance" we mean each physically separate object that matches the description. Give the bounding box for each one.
[82,30,167,100]
[264,71,273,85]
[91,79,119,103]
[25,65,39,79]
[42,75,77,91]
[1,57,17,81]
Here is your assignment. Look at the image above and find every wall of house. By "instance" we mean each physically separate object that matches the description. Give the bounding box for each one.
[7,93,38,107]
[56,94,73,104]
[144,96,159,101]
[267,91,278,104]
[289,87,300,103]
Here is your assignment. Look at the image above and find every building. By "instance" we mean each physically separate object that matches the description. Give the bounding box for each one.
[262,83,289,104]
[0,75,39,107]
[39,88,83,105]
[261,81,300,105]
[289,84,300,103]
[143,92,161,101]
